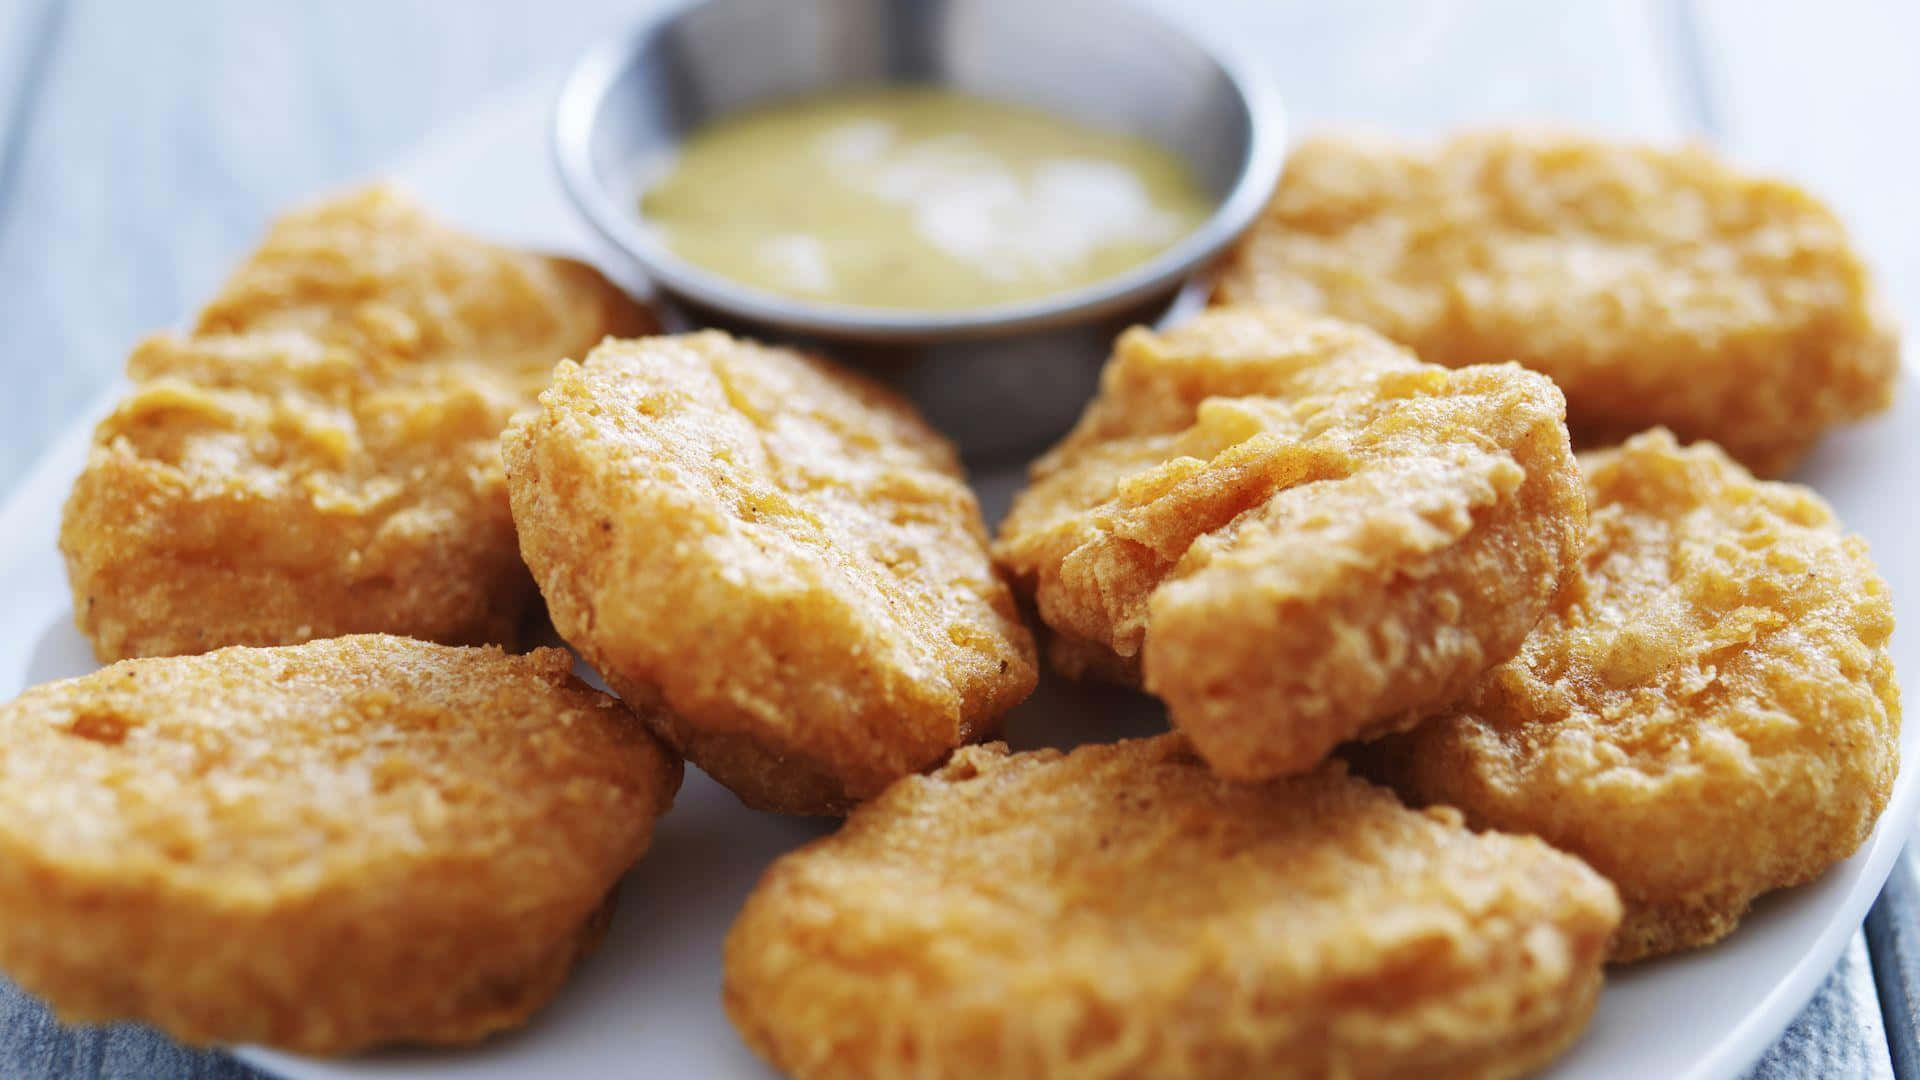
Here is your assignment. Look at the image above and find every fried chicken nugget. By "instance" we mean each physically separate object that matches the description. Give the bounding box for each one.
[993,307,1585,780]
[60,186,655,661]
[724,735,1620,1079]
[502,332,1038,815]
[1356,430,1899,962]
[1214,131,1899,476]
[0,635,681,1053]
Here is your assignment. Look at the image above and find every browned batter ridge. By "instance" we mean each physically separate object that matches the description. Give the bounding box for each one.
[60,186,655,661]
[725,735,1620,1079]
[1359,428,1896,957]
[503,331,1037,815]
[994,306,1585,780]
[1215,131,1899,476]
[0,635,681,1053]
[1357,430,1899,961]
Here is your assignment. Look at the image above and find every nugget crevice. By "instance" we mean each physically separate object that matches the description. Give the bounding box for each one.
[1357,430,1900,961]
[994,307,1585,779]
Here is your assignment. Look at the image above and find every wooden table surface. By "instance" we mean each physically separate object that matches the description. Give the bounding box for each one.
[0,1,1913,1076]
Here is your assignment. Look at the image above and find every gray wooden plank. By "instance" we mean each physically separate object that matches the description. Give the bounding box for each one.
[0,10,242,1080]
[0,0,62,204]
[1869,847,1920,1079]
[0,984,255,1080]
[0,0,59,147]
[1746,932,1895,1079]
[0,0,650,495]
[1691,2,1920,1073]
[1147,0,1687,140]
[1662,0,1721,137]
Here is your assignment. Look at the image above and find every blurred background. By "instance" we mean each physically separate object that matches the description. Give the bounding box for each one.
[0,1,1914,495]
[0,1,1914,1078]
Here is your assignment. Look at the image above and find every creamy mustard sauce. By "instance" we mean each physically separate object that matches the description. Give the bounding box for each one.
[638,87,1212,311]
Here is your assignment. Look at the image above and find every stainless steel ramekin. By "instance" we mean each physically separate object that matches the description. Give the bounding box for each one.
[554,0,1285,459]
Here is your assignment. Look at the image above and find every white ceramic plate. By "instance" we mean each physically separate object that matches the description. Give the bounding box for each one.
[0,69,1911,1080]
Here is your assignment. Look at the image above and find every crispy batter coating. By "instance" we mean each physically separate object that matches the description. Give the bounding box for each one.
[725,735,1620,1079]
[1214,131,1899,476]
[0,635,681,1053]
[60,186,655,661]
[502,332,1037,815]
[1355,430,1900,962]
[993,307,1585,780]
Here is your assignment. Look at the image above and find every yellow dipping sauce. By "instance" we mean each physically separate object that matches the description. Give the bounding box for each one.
[638,87,1213,311]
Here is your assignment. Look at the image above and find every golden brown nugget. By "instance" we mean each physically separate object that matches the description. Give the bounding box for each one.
[503,332,1037,815]
[993,307,1585,780]
[1214,131,1899,476]
[1357,430,1899,962]
[0,635,681,1053]
[60,186,655,661]
[725,735,1620,1080]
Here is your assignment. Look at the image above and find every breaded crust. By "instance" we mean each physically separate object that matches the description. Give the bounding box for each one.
[993,307,1585,779]
[724,735,1620,1079]
[502,332,1037,815]
[1355,430,1900,962]
[1214,131,1899,476]
[0,635,681,1053]
[60,186,655,661]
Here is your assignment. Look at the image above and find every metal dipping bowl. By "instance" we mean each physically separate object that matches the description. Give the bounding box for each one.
[553,0,1286,460]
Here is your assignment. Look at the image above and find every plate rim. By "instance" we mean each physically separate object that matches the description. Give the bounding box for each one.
[3,66,1909,1080]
